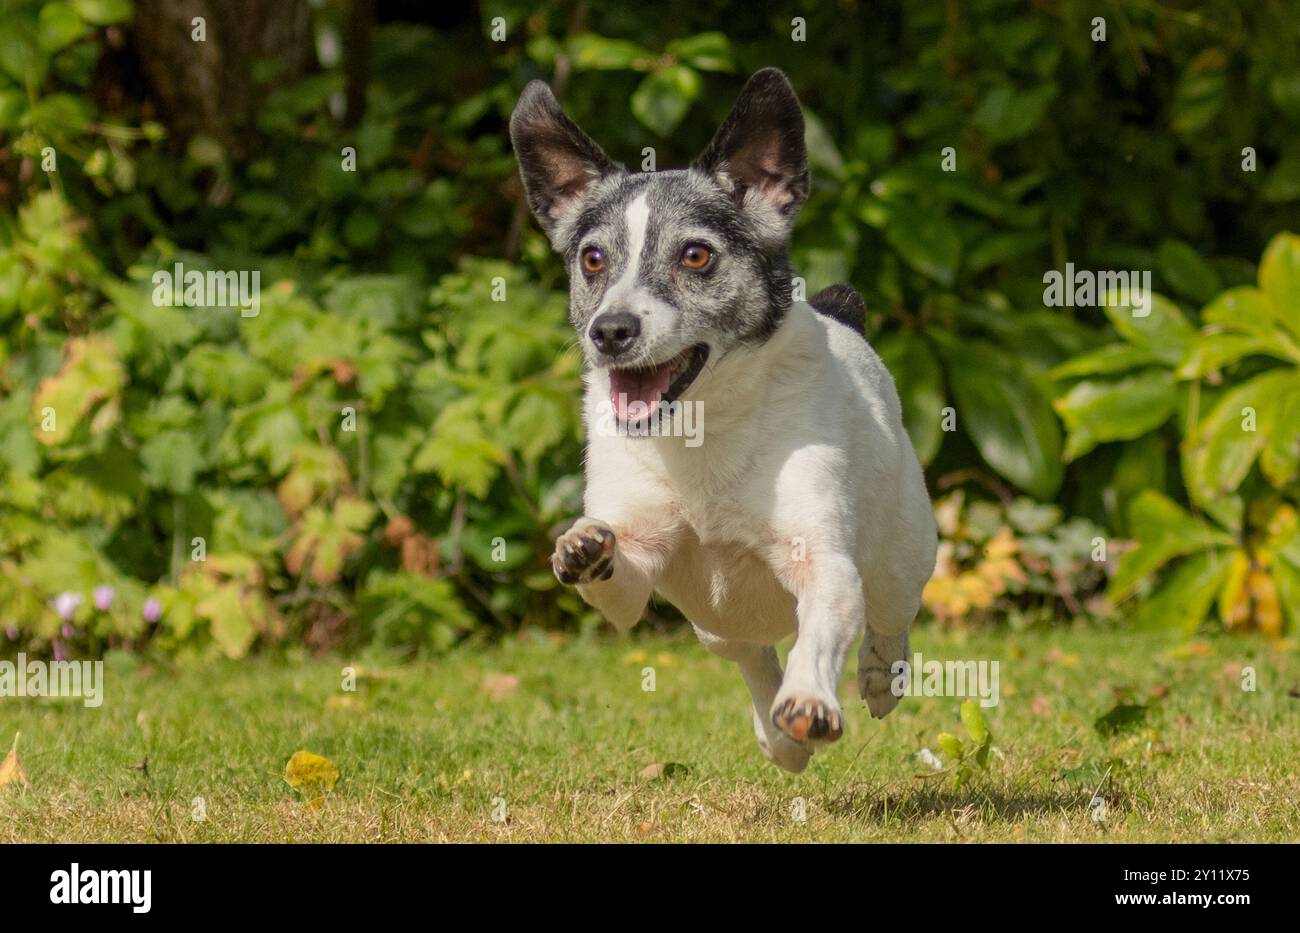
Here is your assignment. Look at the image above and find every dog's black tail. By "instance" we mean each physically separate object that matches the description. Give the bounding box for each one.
[808,284,866,336]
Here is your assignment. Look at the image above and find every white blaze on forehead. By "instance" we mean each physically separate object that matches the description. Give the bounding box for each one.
[603,192,651,305]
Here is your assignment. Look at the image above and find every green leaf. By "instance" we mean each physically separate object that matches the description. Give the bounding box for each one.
[936,732,964,760]
[1134,551,1233,633]
[197,583,258,659]
[1178,331,1285,377]
[1171,56,1226,135]
[1184,368,1300,500]
[973,83,1056,145]
[802,110,846,182]
[0,21,44,85]
[937,339,1063,499]
[1261,388,1300,488]
[630,65,701,136]
[567,34,655,71]
[1157,240,1220,304]
[1104,294,1194,365]
[664,32,733,72]
[875,333,944,465]
[71,0,132,25]
[139,430,204,493]
[883,203,962,287]
[1258,232,1300,337]
[37,3,88,53]
[1054,369,1177,461]
[413,397,506,498]
[960,699,989,746]
[1051,342,1159,380]
[1199,285,1300,360]
[1108,491,1234,601]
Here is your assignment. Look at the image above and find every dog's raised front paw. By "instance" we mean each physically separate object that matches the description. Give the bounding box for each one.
[770,691,843,746]
[551,518,616,585]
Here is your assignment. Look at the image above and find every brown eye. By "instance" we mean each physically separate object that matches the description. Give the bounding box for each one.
[681,243,713,270]
[581,247,606,274]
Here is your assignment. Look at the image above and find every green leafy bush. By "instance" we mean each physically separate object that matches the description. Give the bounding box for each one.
[1054,233,1300,634]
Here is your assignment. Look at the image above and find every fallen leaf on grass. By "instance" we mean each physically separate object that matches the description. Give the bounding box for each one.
[284,750,340,807]
[1168,641,1212,658]
[325,695,366,712]
[1043,648,1080,667]
[0,732,30,788]
[638,762,689,782]
[481,673,520,701]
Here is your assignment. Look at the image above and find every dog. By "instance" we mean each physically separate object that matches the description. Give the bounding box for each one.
[510,68,937,772]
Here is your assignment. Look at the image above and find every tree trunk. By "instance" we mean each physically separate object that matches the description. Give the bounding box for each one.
[132,0,315,160]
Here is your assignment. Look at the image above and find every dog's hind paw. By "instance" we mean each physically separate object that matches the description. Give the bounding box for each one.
[857,664,902,719]
[857,629,908,718]
[551,517,616,585]
[771,691,843,746]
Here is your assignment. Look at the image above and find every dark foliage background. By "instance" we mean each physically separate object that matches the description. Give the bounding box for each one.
[1,0,1298,660]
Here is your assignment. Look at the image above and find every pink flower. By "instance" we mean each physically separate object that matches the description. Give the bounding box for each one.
[5,626,17,641]
[93,584,115,611]
[143,597,162,623]
[53,639,65,662]
[62,623,74,639]
[51,592,83,621]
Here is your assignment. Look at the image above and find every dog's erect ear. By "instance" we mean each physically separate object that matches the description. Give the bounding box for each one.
[694,68,809,227]
[510,81,619,243]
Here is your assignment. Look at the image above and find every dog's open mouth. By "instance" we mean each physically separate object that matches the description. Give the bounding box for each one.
[608,344,709,426]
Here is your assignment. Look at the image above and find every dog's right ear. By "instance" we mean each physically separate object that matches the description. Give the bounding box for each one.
[510,81,619,244]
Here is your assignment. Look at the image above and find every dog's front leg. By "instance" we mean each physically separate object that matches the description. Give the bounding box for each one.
[694,628,811,772]
[552,517,677,631]
[771,553,865,746]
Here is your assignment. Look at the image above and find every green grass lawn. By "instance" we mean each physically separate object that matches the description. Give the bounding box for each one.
[2,626,1297,842]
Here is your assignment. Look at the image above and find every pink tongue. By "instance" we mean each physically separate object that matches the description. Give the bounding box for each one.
[610,363,674,423]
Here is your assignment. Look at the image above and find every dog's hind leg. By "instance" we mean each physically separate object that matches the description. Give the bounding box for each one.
[856,583,921,719]
[694,627,811,773]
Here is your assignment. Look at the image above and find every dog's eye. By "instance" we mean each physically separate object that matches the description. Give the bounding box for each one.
[581,247,606,274]
[680,244,713,271]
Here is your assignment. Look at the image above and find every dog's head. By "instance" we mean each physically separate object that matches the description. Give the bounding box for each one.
[510,68,808,424]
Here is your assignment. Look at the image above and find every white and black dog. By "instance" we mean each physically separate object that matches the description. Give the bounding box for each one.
[510,68,937,772]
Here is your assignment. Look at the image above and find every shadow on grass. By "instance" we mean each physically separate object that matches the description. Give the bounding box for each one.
[824,782,1126,825]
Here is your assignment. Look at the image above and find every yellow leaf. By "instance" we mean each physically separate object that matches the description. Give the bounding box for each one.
[1217,552,1251,629]
[0,732,31,789]
[1248,570,1283,637]
[284,750,340,802]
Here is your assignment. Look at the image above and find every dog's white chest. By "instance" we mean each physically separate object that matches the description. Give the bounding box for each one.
[656,533,798,643]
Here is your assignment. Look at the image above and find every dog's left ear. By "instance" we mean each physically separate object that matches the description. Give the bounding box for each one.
[694,68,809,228]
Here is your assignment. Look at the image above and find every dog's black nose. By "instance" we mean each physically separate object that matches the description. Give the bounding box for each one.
[589,311,641,357]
